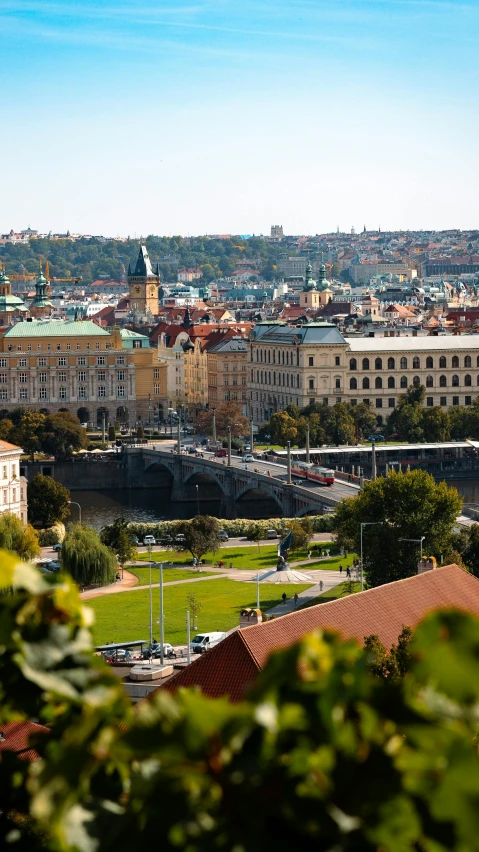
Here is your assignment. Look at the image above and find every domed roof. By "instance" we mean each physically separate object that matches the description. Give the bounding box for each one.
[316,263,331,292]
[0,269,27,312]
[303,261,316,292]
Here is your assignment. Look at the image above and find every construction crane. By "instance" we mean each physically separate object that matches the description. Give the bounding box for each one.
[0,263,82,284]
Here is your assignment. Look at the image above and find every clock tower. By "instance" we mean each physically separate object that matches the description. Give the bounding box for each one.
[128,245,160,315]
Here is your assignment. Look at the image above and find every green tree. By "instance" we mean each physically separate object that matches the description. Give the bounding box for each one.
[322,403,355,445]
[0,418,14,441]
[174,515,220,561]
[456,522,479,577]
[196,402,249,438]
[0,512,40,560]
[136,424,145,440]
[14,412,46,461]
[2,561,479,852]
[268,412,298,446]
[364,626,412,681]
[334,469,462,587]
[61,524,117,586]
[421,407,451,441]
[27,474,71,528]
[285,403,300,420]
[100,517,136,568]
[41,412,87,460]
[352,402,377,441]
[289,518,312,554]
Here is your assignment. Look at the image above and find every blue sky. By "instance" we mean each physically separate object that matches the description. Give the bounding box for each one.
[1,0,478,235]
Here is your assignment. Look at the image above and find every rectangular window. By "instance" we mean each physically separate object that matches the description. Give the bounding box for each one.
[335,356,340,366]
[2,466,6,479]
[465,396,472,406]
[223,363,228,371]
[95,342,100,350]
[241,377,246,385]
[58,357,66,366]
[427,397,434,407]
[66,344,71,350]
[97,371,106,381]
[376,398,383,408]
[351,399,357,406]
[78,357,86,366]
[58,371,66,382]
[224,378,229,386]
[308,356,314,366]
[153,368,160,379]
[117,371,125,381]
[0,374,7,384]
[233,363,238,372]
[98,386,106,398]
[18,358,27,367]
[116,356,125,365]
[389,398,396,408]
[363,399,370,406]
[233,378,238,386]
[241,365,246,371]
[78,387,87,399]
[39,372,47,383]
[453,396,459,406]
[335,378,341,389]
[154,384,160,394]
[0,359,6,368]
[97,356,105,365]
[18,372,28,383]
[39,388,48,400]
[38,357,47,366]
[117,386,125,399]
[76,343,81,350]
[242,392,247,400]
[309,379,315,390]
[440,396,447,406]
[59,387,67,399]
[322,398,328,406]
[27,345,31,351]
[0,390,7,400]
[19,388,28,400]
[232,391,238,400]
[78,371,87,382]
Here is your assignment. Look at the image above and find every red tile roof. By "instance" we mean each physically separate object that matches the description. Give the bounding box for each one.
[0,721,49,762]
[158,565,479,703]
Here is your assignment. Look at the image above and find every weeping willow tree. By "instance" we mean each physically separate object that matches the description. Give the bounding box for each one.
[61,524,117,586]
[0,512,40,561]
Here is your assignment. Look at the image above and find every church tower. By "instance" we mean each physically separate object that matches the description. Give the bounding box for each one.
[299,261,320,309]
[30,267,54,318]
[128,245,160,315]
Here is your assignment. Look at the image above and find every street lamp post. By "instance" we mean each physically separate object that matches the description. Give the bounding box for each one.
[250,419,254,453]
[196,484,200,515]
[227,425,232,467]
[306,424,310,464]
[69,500,82,524]
[360,521,383,591]
[398,536,425,562]
[148,543,153,648]
[212,408,216,444]
[159,562,164,665]
[286,440,292,485]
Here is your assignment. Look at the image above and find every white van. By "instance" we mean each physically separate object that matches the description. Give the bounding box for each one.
[143,535,156,546]
[191,632,227,654]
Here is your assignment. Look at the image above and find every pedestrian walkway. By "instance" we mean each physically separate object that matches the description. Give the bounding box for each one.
[265,570,344,617]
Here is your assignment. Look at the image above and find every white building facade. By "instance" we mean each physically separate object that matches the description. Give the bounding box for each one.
[0,441,28,523]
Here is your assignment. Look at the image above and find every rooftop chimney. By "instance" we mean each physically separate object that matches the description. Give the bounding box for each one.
[418,557,436,574]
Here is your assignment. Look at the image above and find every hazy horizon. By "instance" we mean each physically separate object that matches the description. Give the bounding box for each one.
[2,1,478,236]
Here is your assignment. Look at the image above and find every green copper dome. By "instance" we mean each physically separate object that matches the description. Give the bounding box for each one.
[316,263,330,292]
[0,269,27,313]
[303,261,316,292]
[31,268,53,309]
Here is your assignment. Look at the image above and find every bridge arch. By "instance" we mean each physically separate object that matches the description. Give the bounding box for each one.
[295,504,331,518]
[183,468,226,495]
[235,484,284,518]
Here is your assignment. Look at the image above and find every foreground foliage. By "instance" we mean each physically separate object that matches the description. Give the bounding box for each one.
[0,512,40,562]
[1,558,479,851]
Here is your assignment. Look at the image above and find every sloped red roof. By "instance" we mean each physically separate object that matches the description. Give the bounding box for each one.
[0,721,49,762]
[159,565,479,703]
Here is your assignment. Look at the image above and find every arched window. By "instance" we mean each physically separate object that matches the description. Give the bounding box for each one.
[440,375,447,387]
[268,350,270,363]
[273,373,276,385]
[362,358,370,370]
[350,377,357,390]
[413,376,420,386]
[439,356,447,368]
[387,357,395,369]
[477,356,479,368]
[452,356,459,368]
[375,377,382,389]
[388,377,395,388]
[465,374,472,386]
[286,373,289,387]
[452,374,459,387]
[426,375,433,387]
[465,355,472,368]
[400,357,407,369]
[400,376,408,388]
[349,358,357,371]
[375,357,382,370]
[426,356,433,369]
[413,356,420,369]
[362,377,370,389]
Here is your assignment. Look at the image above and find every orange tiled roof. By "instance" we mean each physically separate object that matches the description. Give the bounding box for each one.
[159,565,479,703]
[0,721,49,762]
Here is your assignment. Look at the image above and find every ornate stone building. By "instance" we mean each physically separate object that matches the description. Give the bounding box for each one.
[128,245,160,316]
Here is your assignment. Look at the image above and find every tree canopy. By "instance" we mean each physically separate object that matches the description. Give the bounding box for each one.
[27,474,71,528]
[334,469,462,587]
[1,558,479,851]
[0,512,40,561]
[173,514,220,561]
[100,517,136,566]
[61,524,117,586]
[196,402,249,438]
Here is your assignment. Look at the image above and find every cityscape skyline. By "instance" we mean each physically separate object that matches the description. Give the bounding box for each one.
[2,0,478,235]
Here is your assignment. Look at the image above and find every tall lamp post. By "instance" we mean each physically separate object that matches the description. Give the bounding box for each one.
[227,425,232,467]
[69,500,82,524]
[360,521,383,591]
[148,543,153,649]
[196,484,200,515]
[398,536,425,562]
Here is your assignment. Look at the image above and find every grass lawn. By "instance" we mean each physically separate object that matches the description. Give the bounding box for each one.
[87,578,314,646]
[128,566,215,585]
[299,581,361,610]
[135,544,355,573]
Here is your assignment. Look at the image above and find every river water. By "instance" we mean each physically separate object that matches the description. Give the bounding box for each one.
[69,478,479,530]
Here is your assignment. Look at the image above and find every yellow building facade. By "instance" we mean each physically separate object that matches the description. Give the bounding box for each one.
[0,320,167,427]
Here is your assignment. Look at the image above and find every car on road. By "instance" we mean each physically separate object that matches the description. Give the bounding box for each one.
[52,543,62,552]
[215,448,227,457]
[266,529,278,539]
[174,533,186,543]
[142,643,175,660]
[217,529,229,541]
[187,446,198,454]
[129,536,139,545]
[367,434,385,442]
[158,535,173,545]
[242,454,255,462]
[243,444,251,452]
[143,535,156,546]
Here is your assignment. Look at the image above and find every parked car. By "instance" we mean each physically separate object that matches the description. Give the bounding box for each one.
[129,536,139,545]
[242,454,254,462]
[143,535,156,546]
[218,530,229,541]
[187,446,198,454]
[52,543,62,552]
[191,632,227,654]
[266,529,278,539]
[174,533,186,543]
[158,535,173,545]
[105,648,131,663]
[215,448,228,457]
[142,643,175,660]
[244,444,251,452]
[367,434,385,442]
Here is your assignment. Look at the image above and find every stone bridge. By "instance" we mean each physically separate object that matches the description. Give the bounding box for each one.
[124,447,344,519]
